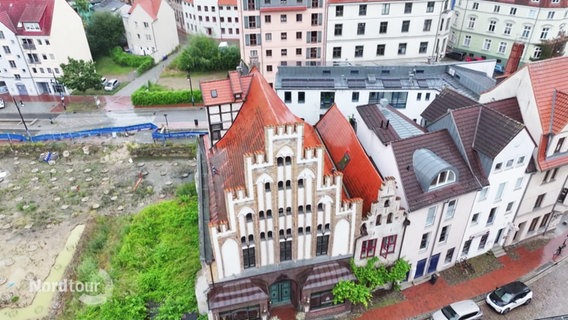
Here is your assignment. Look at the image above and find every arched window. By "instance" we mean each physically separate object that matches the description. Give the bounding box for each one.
[278,181,284,190]
[298,179,304,188]
[260,232,266,240]
[285,180,291,189]
[325,223,330,232]
[384,200,390,207]
[267,231,273,239]
[306,204,312,212]
[279,229,285,237]
[317,203,324,211]
[286,228,292,236]
[376,215,382,225]
[286,207,292,215]
[259,210,265,219]
[317,224,323,232]
[278,207,284,216]
[298,227,304,234]
[277,157,284,166]
[387,212,393,223]
[265,182,271,192]
[241,236,246,244]
[248,234,254,242]
[267,209,273,218]
[360,223,368,236]
[430,170,456,188]
[246,213,253,222]
[298,205,304,214]
[306,226,311,233]
[285,156,292,165]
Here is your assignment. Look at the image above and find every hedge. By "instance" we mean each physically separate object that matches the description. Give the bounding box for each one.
[131,88,203,106]
[111,47,154,75]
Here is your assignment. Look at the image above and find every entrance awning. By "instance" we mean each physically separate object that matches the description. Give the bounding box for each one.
[303,262,355,290]
[209,279,268,310]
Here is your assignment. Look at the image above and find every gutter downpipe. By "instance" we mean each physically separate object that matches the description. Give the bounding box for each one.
[427,200,448,275]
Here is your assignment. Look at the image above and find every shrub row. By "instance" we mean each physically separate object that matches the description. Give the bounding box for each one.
[126,142,197,158]
[110,47,154,75]
[131,88,203,106]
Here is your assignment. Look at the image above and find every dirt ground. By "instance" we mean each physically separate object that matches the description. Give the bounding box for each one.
[0,140,196,309]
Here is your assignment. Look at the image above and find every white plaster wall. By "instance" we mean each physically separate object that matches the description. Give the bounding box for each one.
[221,239,240,277]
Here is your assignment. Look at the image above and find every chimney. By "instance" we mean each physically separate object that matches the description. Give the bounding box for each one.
[380,120,384,128]
[386,120,390,128]
[504,42,524,75]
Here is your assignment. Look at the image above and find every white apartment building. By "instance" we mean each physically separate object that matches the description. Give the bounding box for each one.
[123,0,179,63]
[274,62,496,125]
[450,0,568,66]
[0,0,92,96]
[326,0,453,63]
[167,0,241,40]
[425,96,535,258]
[238,0,326,85]
[479,57,568,244]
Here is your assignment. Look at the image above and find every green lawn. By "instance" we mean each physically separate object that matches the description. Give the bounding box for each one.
[95,56,136,76]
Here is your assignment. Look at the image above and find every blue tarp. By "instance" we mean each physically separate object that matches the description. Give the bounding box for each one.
[0,123,207,143]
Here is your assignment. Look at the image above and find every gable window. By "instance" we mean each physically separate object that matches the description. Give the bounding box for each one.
[494,162,503,171]
[471,212,479,224]
[316,234,329,255]
[430,170,456,188]
[380,235,397,258]
[352,92,359,102]
[284,91,292,103]
[298,92,305,103]
[360,239,377,258]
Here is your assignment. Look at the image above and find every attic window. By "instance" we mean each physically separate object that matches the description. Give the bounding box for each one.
[415,69,425,74]
[234,93,241,99]
[211,90,218,98]
[350,70,359,74]
[430,170,456,188]
[381,70,390,74]
[24,23,41,31]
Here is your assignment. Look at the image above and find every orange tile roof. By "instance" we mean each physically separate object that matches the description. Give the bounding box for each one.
[207,68,334,223]
[130,0,162,20]
[527,57,568,134]
[0,0,54,36]
[316,105,382,216]
[218,0,237,6]
[200,72,253,106]
[524,57,568,170]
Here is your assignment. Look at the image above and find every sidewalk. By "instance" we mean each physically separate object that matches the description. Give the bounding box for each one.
[357,221,568,320]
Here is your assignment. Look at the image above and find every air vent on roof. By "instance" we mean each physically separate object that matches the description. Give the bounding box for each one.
[367,74,376,84]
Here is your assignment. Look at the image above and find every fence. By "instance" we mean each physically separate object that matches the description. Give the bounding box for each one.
[0,123,207,143]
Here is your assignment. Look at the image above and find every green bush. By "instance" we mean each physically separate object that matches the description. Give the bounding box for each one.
[131,86,203,106]
[111,47,154,71]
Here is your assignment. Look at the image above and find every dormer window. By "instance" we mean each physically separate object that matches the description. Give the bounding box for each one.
[24,23,41,31]
[211,90,218,98]
[555,137,565,153]
[430,170,456,188]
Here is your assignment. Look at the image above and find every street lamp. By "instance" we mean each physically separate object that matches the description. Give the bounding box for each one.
[187,71,195,106]
[12,98,30,138]
[163,113,169,128]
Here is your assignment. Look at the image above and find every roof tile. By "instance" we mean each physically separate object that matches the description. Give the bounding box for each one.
[0,0,54,36]
[421,88,478,123]
[316,105,383,216]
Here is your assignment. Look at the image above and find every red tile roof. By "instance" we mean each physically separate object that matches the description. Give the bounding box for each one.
[207,68,335,223]
[0,0,54,36]
[524,57,568,170]
[218,0,237,6]
[526,57,568,134]
[484,97,524,124]
[316,105,382,216]
[200,71,253,106]
[129,0,162,20]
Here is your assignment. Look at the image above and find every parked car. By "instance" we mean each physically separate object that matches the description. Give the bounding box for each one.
[486,281,532,314]
[431,299,483,320]
[0,98,4,109]
[104,79,119,91]
[445,51,466,61]
[101,77,107,85]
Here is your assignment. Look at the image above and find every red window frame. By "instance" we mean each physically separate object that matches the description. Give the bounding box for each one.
[380,235,397,258]
[360,239,377,258]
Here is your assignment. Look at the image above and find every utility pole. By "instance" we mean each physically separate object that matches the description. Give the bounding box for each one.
[12,98,30,138]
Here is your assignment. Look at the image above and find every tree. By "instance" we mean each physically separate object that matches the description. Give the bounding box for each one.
[177,35,241,72]
[332,280,372,309]
[86,12,125,58]
[59,58,103,92]
[538,32,568,60]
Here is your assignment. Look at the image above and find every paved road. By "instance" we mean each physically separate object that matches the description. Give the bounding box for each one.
[479,255,568,320]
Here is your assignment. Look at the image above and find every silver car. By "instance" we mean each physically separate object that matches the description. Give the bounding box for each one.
[431,299,483,320]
